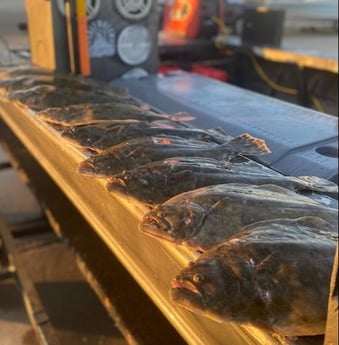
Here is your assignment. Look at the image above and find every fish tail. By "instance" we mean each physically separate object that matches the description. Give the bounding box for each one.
[297,176,338,193]
[219,133,271,156]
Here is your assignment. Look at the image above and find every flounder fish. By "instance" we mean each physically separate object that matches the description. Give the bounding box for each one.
[38,103,194,127]
[107,156,338,205]
[0,66,129,97]
[0,76,38,96]
[0,74,130,98]
[170,216,338,336]
[9,84,139,110]
[78,134,270,177]
[61,122,231,152]
[139,183,338,250]
[0,65,52,78]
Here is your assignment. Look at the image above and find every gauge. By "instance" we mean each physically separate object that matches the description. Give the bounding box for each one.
[57,0,101,21]
[88,20,116,58]
[117,25,152,65]
[115,0,153,20]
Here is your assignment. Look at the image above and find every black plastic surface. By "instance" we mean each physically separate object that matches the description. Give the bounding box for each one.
[241,8,285,47]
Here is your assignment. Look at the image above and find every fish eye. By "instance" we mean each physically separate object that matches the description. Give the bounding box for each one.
[158,211,167,218]
[139,178,149,185]
[193,273,204,283]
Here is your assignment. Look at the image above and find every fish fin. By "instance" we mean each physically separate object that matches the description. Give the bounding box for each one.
[295,216,338,231]
[220,133,271,156]
[253,184,330,203]
[165,112,195,122]
[205,128,232,143]
[139,103,152,110]
[254,184,302,196]
[213,127,229,136]
[297,176,338,193]
[109,87,130,97]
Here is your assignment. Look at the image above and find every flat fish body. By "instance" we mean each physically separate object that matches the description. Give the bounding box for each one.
[9,84,138,111]
[170,216,338,336]
[0,74,130,98]
[0,66,129,97]
[78,134,270,177]
[60,120,190,151]
[139,183,338,250]
[0,65,52,78]
[107,156,338,205]
[38,103,190,127]
[0,76,37,96]
[62,122,230,152]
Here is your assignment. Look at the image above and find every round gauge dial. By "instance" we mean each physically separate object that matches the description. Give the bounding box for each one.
[115,0,153,20]
[57,0,101,21]
[117,25,152,66]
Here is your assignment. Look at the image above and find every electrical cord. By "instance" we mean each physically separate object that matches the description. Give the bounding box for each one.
[310,95,325,113]
[250,54,298,95]
[250,53,325,112]
[213,19,326,114]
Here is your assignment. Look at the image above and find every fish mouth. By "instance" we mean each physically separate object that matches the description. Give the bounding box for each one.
[139,214,175,241]
[106,177,127,194]
[60,130,76,140]
[171,279,202,297]
[77,161,96,175]
[170,279,205,309]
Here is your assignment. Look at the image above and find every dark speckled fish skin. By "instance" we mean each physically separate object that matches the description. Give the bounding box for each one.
[139,183,338,250]
[77,134,270,177]
[9,84,139,111]
[107,156,338,205]
[0,76,37,96]
[61,122,230,152]
[38,103,192,127]
[0,65,52,78]
[0,66,129,97]
[0,74,130,98]
[60,120,188,151]
[170,216,337,336]
[60,121,137,151]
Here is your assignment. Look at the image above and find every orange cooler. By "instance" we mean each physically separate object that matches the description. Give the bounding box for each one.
[163,0,201,38]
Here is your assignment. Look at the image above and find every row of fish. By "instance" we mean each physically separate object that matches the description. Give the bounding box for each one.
[139,183,337,337]
[1,66,338,339]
